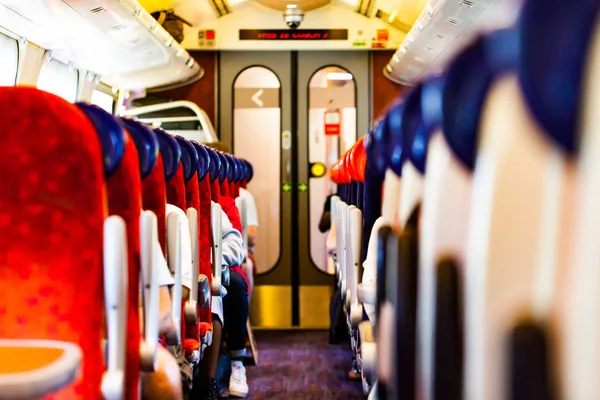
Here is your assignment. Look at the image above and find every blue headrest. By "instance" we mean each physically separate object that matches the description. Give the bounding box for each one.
[385,100,405,176]
[421,75,444,139]
[191,141,210,182]
[247,161,254,182]
[365,117,389,180]
[207,148,221,182]
[401,84,428,174]
[77,103,125,178]
[217,152,229,183]
[240,159,253,182]
[518,1,599,155]
[225,154,237,182]
[230,155,241,183]
[175,136,199,182]
[485,27,520,74]
[119,118,159,180]
[231,157,240,182]
[154,128,182,181]
[437,31,517,171]
[240,159,248,182]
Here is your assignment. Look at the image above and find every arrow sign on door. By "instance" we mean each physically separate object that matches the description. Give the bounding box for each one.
[251,89,264,107]
[234,88,279,109]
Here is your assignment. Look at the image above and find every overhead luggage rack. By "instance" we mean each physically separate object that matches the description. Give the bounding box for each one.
[384,0,521,85]
[0,0,203,90]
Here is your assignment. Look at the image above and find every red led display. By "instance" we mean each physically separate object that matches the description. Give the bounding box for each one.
[239,29,348,41]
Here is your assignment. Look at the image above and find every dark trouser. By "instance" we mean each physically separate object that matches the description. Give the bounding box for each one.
[223,268,249,358]
[168,344,193,397]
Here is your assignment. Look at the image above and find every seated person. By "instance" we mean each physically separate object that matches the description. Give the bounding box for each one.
[235,186,259,299]
[219,195,251,399]
[319,193,335,234]
[190,200,245,400]
[204,141,252,398]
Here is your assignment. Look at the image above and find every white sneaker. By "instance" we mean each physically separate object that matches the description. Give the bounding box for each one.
[229,360,249,398]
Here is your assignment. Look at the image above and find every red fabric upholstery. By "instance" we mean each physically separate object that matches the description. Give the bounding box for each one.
[142,155,167,252]
[198,178,213,329]
[220,178,230,197]
[0,88,105,399]
[348,136,367,183]
[167,163,187,211]
[105,133,142,400]
[211,179,221,203]
[183,338,200,359]
[185,172,200,214]
[219,196,243,235]
[183,172,202,351]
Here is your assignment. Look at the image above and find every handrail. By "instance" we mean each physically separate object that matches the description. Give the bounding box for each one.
[123,101,218,143]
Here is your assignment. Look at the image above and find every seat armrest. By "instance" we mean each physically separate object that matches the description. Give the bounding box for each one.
[166,213,183,346]
[358,321,377,382]
[350,303,364,330]
[139,211,159,372]
[211,203,224,294]
[184,208,199,326]
[0,340,81,400]
[102,216,128,399]
[358,282,377,305]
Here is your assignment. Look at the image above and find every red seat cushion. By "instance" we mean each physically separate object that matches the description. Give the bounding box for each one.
[0,88,105,399]
[198,177,213,330]
[184,172,205,342]
[166,163,187,211]
[211,179,221,203]
[142,155,167,252]
[219,196,243,236]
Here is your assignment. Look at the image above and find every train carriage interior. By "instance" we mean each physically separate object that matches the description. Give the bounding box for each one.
[0,0,598,399]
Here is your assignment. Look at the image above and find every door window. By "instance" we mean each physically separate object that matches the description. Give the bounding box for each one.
[233,66,282,274]
[308,66,357,273]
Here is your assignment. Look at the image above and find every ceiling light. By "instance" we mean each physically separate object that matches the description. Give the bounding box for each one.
[287,4,297,8]
[327,72,353,81]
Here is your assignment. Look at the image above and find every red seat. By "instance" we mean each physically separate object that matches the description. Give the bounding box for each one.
[192,142,215,341]
[155,129,187,347]
[78,104,142,400]
[175,136,208,360]
[0,88,105,398]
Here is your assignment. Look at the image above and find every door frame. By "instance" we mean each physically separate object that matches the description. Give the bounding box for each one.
[219,50,370,328]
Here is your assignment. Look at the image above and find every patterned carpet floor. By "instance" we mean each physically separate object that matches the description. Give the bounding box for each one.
[244,330,364,400]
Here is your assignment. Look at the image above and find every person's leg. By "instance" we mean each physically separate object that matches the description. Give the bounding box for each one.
[191,313,222,400]
[141,346,183,400]
[200,316,222,379]
[223,269,249,358]
[242,260,254,304]
[222,269,249,397]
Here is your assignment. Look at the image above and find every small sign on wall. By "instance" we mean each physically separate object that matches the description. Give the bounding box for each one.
[198,30,216,47]
[324,110,341,136]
